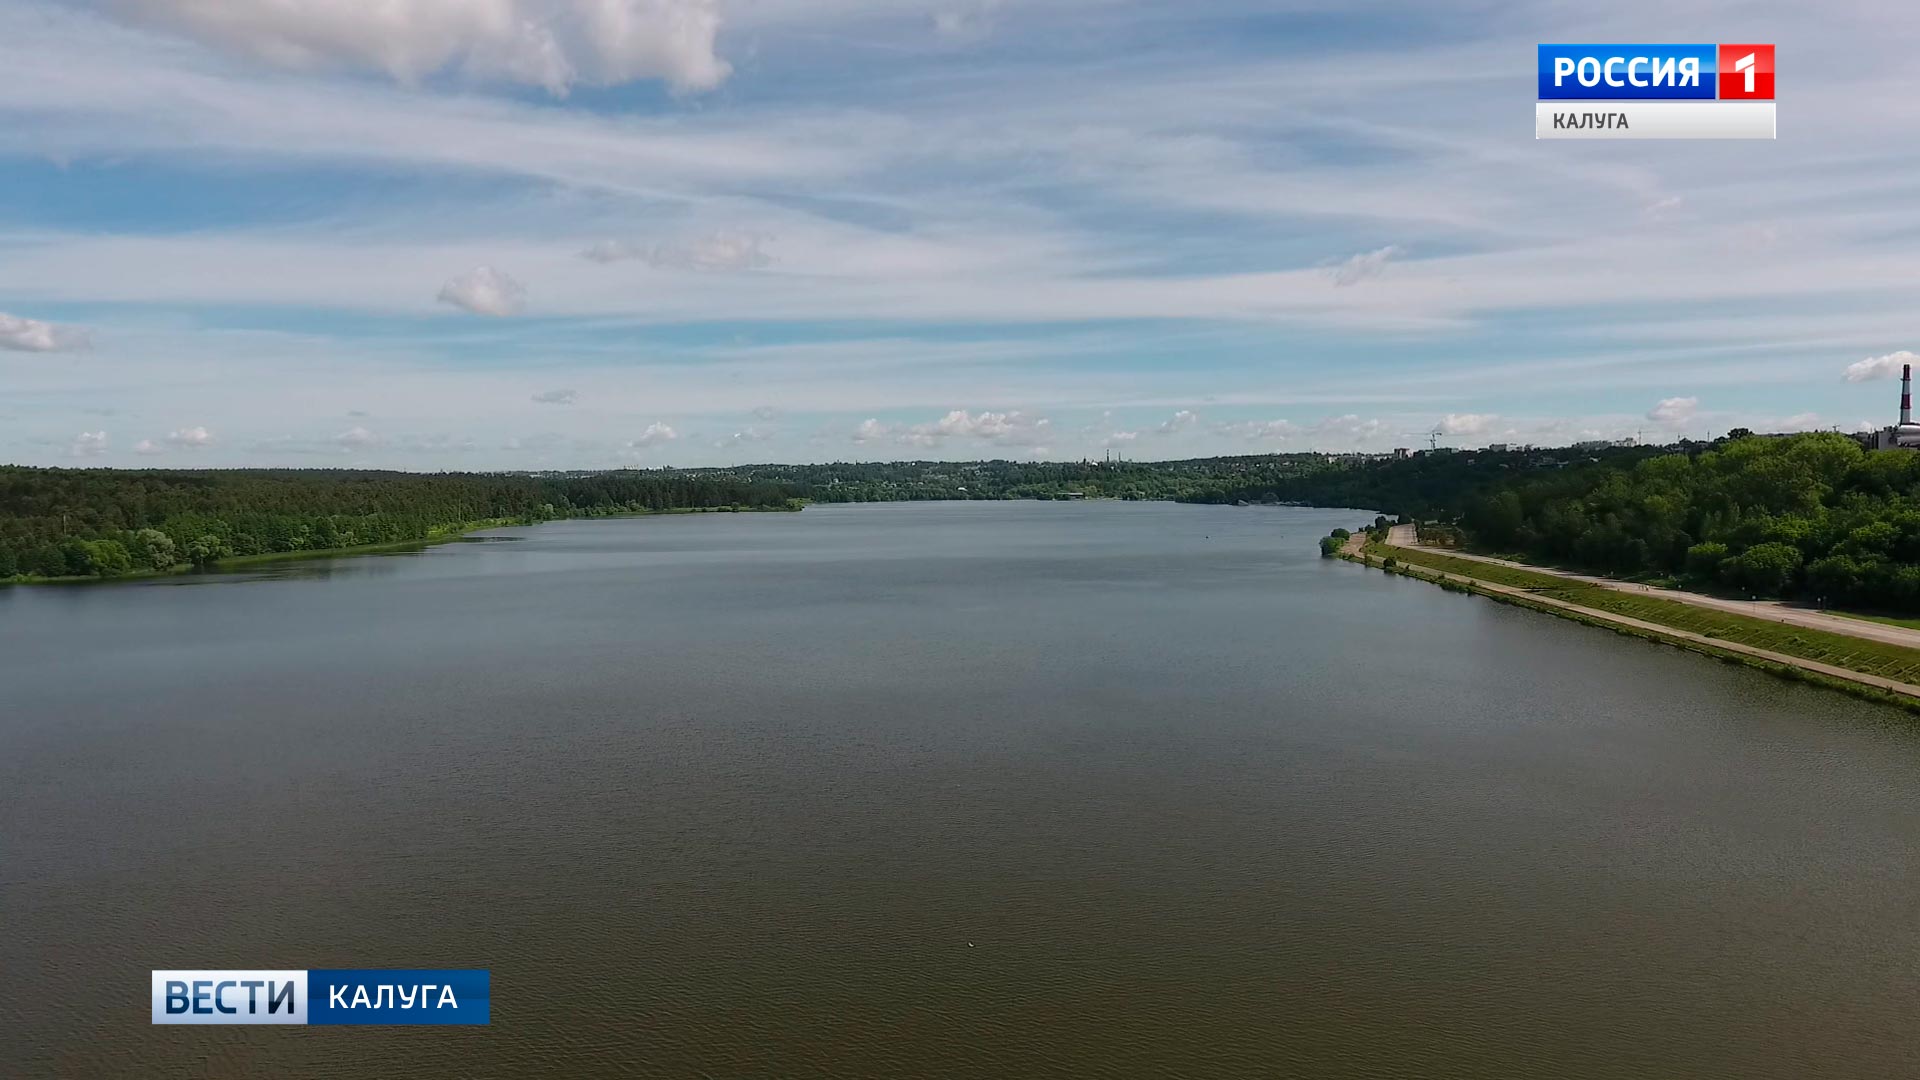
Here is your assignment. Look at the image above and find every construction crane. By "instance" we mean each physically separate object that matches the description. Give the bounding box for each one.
[1401,429,1454,451]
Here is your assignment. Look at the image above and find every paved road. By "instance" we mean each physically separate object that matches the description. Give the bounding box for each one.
[1383,524,1920,651]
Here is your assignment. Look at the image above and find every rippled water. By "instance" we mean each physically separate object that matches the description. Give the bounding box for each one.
[4,502,1918,1078]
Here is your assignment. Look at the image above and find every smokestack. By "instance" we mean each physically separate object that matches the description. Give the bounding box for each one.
[1904,364,1912,426]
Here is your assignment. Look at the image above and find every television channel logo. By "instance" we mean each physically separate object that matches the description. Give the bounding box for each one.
[151,969,490,1025]
[1536,44,1775,139]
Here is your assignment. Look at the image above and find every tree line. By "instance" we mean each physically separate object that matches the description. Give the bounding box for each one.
[0,467,796,580]
[1243,433,1920,613]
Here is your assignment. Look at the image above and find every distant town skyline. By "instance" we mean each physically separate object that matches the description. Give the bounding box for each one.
[2,0,1914,468]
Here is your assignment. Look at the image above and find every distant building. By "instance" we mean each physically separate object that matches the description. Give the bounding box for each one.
[1392,447,1411,459]
[1487,443,1509,452]
[1870,363,1920,450]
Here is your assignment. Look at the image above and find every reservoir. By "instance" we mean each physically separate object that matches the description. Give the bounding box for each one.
[3,501,1918,1077]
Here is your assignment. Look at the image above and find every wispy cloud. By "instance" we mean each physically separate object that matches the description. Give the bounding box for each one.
[101,0,730,95]
[581,232,774,271]
[1327,245,1403,287]
[3,0,1916,467]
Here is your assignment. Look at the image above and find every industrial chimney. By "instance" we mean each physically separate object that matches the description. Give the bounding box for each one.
[1904,364,1913,426]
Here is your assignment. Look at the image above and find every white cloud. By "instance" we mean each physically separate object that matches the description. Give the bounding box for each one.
[133,438,163,455]
[336,425,380,449]
[164,425,214,448]
[70,430,108,457]
[531,388,577,405]
[1328,245,1402,287]
[1155,409,1198,435]
[1219,419,1297,443]
[1310,414,1387,444]
[931,409,1009,438]
[0,311,89,352]
[1647,397,1699,427]
[437,266,526,317]
[715,425,774,448]
[1844,350,1919,383]
[921,409,1044,447]
[933,0,1004,43]
[628,421,678,447]
[1437,412,1495,436]
[100,0,731,96]
[850,409,1052,451]
[582,231,773,271]
[1103,430,1139,446]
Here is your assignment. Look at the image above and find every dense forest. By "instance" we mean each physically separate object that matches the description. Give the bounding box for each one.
[1248,433,1920,613]
[684,455,1331,504]
[0,468,795,580]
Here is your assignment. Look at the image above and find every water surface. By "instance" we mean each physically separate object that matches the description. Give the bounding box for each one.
[3,502,1918,1077]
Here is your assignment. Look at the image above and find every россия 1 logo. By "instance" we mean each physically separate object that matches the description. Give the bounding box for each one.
[1536,44,1775,139]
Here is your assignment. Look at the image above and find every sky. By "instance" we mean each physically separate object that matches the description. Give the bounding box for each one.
[2,0,1917,469]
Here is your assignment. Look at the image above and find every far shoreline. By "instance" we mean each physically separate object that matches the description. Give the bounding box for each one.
[0,503,803,587]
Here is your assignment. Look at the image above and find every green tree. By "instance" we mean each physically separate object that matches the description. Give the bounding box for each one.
[131,528,178,570]
[83,539,134,577]
[1685,542,1729,578]
[186,534,233,567]
[1722,541,1802,595]
[1805,554,1865,601]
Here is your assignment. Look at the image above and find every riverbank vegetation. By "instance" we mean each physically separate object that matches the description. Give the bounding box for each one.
[19,431,1920,608]
[1263,432,1920,615]
[0,468,797,581]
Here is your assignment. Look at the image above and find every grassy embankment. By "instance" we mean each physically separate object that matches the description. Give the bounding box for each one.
[1356,541,1920,713]
[1825,610,1920,632]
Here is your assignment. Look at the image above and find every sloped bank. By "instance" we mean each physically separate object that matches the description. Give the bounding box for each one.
[1332,536,1920,716]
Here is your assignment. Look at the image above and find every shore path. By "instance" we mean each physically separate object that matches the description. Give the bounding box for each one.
[1388,524,1920,652]
[1352,524,1920,701]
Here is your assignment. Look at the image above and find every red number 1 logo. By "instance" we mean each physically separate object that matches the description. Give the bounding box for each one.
[1718,44,1775,100]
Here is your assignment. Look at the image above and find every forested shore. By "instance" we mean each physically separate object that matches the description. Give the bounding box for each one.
[13,433,1920,613]
[0,468,796,581]
[0,456,1333,581]
[1269,432,1920,614]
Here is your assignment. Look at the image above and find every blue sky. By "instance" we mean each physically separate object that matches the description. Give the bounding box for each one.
[1,0,1915,468]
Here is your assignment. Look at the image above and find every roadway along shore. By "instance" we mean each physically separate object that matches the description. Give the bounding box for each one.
[1388,525,1920,651]
[1347,525,1920,704]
